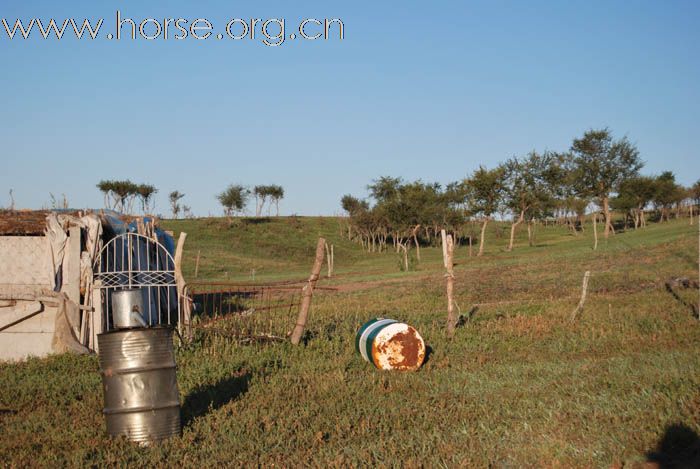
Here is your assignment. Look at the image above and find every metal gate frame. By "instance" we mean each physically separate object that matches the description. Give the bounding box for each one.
[92,232,181,337]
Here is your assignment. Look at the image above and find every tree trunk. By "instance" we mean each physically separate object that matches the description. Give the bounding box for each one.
[592,212,599,251]
[602,196,614,238]
[507,211,525,252]
[412,225,421,261]
[478,218,489,257]
[398,243,409,271]
[290,238,326,345]
[528,219,536,247]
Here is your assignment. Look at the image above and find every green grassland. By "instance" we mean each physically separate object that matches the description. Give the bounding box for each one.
[1,216,699,467]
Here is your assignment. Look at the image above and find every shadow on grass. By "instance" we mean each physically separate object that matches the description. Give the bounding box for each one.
[664,279,699,318]
[456,306,479,328]
[242,217,272,225]
[646,423,700,468]
[181,371,251,427]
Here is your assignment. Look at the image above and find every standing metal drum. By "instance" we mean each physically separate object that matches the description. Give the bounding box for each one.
[97,327,181,444]
[111,288,147,329]
[355,318,426,371]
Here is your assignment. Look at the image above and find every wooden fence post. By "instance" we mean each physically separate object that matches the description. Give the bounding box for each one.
[570,271,591,323]
[592,212,598,251]
[441,230,457,338]
[290,238,326,345]
[194,249,201,278]
[174,233,189,338]
[325,241,333,278]
[90,281,103,352]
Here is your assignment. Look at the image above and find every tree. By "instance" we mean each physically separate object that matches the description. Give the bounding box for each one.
[169,191,185,219]
[96,180,114,209]
[217,185,249,216]
[367,176,402,203]
[570,128,643,238]
[464,165,506,256]
[253,185,269,217]
[340,194,369,216]
[136,184,157,213]
[652,172,684,222]
[96,179,139,213]
[268,185,285,216]
[502,151,561,251]
[691,180,700,205]
[611,176,656,229]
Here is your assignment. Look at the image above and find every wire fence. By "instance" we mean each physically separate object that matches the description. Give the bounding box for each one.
[186,281,336,342]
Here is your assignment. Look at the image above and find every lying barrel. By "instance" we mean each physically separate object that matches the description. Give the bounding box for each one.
[97,327,181,444]
[355,318,426,371]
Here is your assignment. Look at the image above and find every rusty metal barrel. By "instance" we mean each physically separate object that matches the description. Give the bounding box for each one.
[355,318,426,371]
[97,326,181,444]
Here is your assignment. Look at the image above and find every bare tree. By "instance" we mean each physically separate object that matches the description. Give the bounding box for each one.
[169,191,185,219]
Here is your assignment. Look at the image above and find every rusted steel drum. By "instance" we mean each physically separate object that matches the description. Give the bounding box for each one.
[355,318,426,371]
[97,327,181,444]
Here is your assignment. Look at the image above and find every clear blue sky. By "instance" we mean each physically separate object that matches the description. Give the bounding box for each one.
[1,1,698,216]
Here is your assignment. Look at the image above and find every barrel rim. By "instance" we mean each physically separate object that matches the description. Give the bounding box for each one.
[103,403,180,415]
[98,325,174,338]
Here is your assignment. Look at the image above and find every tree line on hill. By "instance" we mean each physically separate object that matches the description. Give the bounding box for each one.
[217,184,285,217]
[340,128,700,255]
[96,180,287,219]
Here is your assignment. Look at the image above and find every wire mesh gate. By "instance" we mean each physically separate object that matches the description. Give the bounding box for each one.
[183,281,340,342]
[93,232,181,334]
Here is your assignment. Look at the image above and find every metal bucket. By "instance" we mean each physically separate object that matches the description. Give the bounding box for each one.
[112,288,147,329]
[355,318,426,371]
[97,327,181,444]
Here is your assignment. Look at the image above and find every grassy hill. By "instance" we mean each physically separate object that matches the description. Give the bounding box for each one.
[1,217,699,466]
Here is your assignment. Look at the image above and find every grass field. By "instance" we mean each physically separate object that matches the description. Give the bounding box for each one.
[1,217,699,467]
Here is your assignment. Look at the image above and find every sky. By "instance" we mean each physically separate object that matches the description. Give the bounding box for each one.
[1,0,698,216]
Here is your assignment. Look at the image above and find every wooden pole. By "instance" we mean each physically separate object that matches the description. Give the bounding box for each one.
[325,241,332,278]
[290,238,326,345]
[441,230,457,338]
[194,249,201,278]
[570,271,591,323]
[697,220,699,320]
[90,281,103,352]
[592,212,598,251]
[174,233,189,337]
[690,203,694,226]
